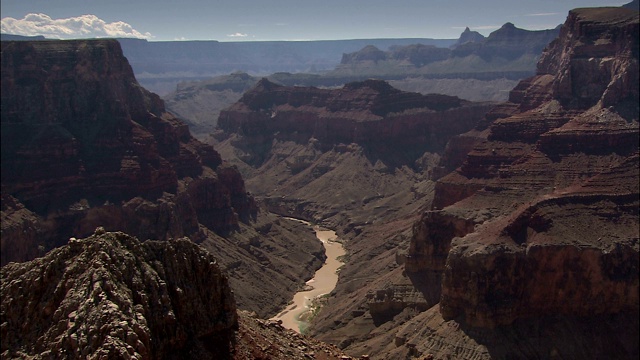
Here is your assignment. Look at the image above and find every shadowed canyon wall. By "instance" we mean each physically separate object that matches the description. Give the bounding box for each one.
[0,39,329,320]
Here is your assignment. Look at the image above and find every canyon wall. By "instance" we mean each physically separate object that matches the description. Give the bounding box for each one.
[218,78,494,170]
[307,7,638,359]
[405,5,638,345]
[1,40,255,263]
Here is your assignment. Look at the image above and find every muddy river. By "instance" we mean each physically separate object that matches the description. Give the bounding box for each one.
[270,219,346,333]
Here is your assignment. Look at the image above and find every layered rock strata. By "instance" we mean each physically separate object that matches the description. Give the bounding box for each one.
[218,78,494,169]
[1,40,255,251]
[408,6,639,334]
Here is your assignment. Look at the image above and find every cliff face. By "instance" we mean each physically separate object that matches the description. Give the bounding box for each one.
[0,40,257,265]
[407,6,639,336]
[218,78,493,169]
[0,230,349,360]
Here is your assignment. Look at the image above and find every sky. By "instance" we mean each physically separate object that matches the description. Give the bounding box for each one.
[0,0,632,42]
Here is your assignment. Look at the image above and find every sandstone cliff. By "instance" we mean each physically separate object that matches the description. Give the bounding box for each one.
[393,6,638,358]
[218,78,493,168]
[0,229,351,359]
[1,40,253,241]
[0,39,326,319]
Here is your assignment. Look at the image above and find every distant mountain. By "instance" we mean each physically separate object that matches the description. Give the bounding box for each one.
[164,23,558,132]
[334,22,561,79]
[0,34,47,41]
[117,37,456,95]
[622,0,639,10]
[451,27,485,47]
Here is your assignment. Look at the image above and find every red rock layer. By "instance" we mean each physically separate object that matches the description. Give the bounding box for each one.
[408,7,639,330]
[0,40,256,265]
[219,78,494,168]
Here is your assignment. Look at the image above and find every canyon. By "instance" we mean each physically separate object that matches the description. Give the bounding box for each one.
[0,39,326,320]
[1,4,638,360]
[212,6,639,359]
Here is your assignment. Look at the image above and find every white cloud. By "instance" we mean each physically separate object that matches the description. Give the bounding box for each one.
[227,32,248,38]
[1,13,152,39]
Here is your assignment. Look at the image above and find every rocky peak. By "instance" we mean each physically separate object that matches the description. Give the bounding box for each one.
[1,229,237,358]
[453,27,486,47]
[537,7,639,109]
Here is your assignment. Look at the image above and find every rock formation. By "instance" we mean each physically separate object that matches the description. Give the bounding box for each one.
[218,78,493,169]
[452,27,485,47]
[0,39,326,319]
[0,229,351,359]
[305,6,638,360]
[1,39,252,258]
[391,6,638,358]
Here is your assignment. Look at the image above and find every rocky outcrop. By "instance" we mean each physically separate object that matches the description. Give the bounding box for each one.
[0,230,352,360]
[408,6,639,334]
[218,78,494,169]
[0,39,257,265]
[1,229,236,359]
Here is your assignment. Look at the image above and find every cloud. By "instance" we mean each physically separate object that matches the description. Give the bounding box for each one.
[227,32,248,38]
[0,13,152,39]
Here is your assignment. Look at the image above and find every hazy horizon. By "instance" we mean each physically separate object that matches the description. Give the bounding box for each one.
[1,0,631,42]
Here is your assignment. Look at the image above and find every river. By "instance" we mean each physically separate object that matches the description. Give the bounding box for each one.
[270,219,346,333]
